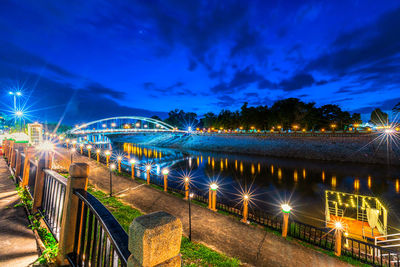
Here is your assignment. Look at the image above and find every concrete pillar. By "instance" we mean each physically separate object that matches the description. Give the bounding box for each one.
[57,163,89,265]
[128,211,182,267]
[21,147,36,187]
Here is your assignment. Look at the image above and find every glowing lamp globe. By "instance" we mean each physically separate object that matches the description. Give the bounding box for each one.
[71,148,76,153]
[281,203,292,213]
[117,156,122,161]
[105,150,111,156]
[79,144,84,148]
[210,183,218,191]
[130,159,136,164]
[162,168,169,175]
[335,221,343,230]
[110,164,116,170]
[96,149,101,153]
[87,145,92,149]
[243,194,249,200]
[146,165,151,171]
[184,176,190,182]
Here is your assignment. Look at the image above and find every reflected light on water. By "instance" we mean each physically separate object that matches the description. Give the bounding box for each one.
[332,176,337,188]
[271,165,274,175]
[368,176,372,189]
[396,179,399,194]
[302,168,306,179]
[278,168,282,179]
[322,171,325,182]
[294,170,298,182]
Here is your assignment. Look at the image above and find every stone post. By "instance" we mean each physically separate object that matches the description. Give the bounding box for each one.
[128,211,182,267]
[21,147,36,187]
[56,163,89,265]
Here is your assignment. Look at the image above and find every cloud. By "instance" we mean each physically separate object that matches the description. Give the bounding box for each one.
[278,73,315,91]
[86,82,125,99]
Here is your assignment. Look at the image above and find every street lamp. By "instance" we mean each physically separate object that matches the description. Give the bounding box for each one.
[105,150,111,167]
[65,138,70,149]
[96,149,101,162]
[109,163,116,197]
[79,143,84,154]
[241,194,250,223]
[117,156,122,172]
[184,176,190,199]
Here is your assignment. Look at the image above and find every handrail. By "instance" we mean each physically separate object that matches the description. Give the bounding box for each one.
[43,169,68,186]
[73,189,130,264]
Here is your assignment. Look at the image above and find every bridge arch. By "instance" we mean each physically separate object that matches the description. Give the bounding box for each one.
[68,116,175,134]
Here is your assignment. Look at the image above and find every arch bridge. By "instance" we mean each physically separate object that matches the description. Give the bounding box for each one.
[68,116,184,143]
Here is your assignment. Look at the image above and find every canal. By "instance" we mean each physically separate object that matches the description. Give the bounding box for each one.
[112,141,400,233]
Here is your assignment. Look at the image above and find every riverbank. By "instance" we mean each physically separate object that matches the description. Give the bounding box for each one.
[110,133,400,165]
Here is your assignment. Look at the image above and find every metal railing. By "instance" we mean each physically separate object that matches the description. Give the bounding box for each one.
[40,169,68,241]
[68,189,129,267]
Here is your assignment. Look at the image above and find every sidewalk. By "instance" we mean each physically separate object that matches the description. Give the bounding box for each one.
[0,159,39,266]
[57,150,351,267]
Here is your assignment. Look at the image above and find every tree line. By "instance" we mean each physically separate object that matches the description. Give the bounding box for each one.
[158,98,399,131]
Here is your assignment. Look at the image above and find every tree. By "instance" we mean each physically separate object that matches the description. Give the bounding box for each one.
[393,102,400,114]
[164,109,198,129]
[200,112,217,128]
[370,108,388,126]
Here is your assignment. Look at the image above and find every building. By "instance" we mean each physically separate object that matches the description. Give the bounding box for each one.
[28,122,43,145]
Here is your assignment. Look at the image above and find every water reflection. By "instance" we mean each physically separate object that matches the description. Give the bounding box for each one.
[116,142,400,230]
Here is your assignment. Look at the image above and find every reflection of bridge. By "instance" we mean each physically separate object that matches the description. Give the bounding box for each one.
[68,116,185,143]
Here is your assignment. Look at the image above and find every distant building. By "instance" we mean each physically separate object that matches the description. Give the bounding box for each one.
[28,122,43,145]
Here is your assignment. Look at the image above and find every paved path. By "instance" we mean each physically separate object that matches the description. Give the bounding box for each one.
[57,150,351,267]
[0,159,39,267]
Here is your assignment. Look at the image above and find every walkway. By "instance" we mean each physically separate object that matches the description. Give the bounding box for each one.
[0,159,39,266]
[57,150,351,267]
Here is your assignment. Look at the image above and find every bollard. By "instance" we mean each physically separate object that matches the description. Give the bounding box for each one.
[117,156,122,172]
[163,171,168,192]
[184,177,189,200]
[96,149,100,162]
[79,144,83,154]
[21,147,35,187]
[241,195,249,223]
[105,150,111,167]
[335,227,343,257]
[281,204,292,238]
[130,159,136,179]
[146,165,151,184]
[87,145,92,158]
[128,211,182,267]
[56,163,89,265]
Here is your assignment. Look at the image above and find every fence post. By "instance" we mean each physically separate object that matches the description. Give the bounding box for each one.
[21,147,36,187]
[56,163,89,265]
[32,156,47,212]
[3,139,9,160]
[128,211,182,267]
[9,140,16,168]
[15,144,27,178]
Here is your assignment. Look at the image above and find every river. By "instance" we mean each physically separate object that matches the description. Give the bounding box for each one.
[111,141,400,234]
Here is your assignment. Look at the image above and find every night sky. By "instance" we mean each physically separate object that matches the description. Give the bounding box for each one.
[1,0,400,124]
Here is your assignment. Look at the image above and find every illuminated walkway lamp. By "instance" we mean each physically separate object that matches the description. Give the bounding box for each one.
[130,159,136,179]
[184,176,190,200]
[117,156,122,172]
[241,194,249,223]
[281,203,292,237]
[109,163,116,197]
[79,143,84,154]
[87,145,92,158]
[96,149,101,162]
[105,150,111,167]
[162,168,169,191]
[65,138,70,149]
[146,165,151,184]
[334,221,344,257]
[72,140,77,149]
[209,183,218,211]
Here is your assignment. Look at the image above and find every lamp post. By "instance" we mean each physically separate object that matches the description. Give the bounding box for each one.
[105,150,111,167]
[209,183,218,211]
[281,203,292,238]
[146,165,151,184]
[241,194,249,223]
[79,143,84,154]
[117,156,122,172]
[109,163,116,197]
[87,145,92,158]
[130,159,136,179]
[188,192,193,241]
[96,149,100,162]
[162,168,169,191]
[331,124,337,133]
[184,176,190,200]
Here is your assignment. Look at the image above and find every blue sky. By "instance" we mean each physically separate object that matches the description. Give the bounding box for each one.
[0,0,400,124]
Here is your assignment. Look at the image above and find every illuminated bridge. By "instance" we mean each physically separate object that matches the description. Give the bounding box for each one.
[68,116,185,143]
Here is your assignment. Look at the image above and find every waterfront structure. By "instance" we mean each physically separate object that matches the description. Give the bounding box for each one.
[27,122,43,145]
